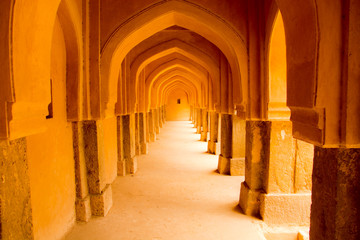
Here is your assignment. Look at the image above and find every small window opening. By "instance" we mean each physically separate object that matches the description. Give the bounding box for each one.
[177,99,181,104]
[46,79,53,119]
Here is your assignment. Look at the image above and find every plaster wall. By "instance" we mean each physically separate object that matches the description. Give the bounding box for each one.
[166,89,190,121]
[26,17,75,240]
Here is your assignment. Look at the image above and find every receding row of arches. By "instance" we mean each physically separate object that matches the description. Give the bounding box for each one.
[0,0,360,240]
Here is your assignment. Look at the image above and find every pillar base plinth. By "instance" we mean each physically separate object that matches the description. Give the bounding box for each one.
[141,142,149,154]
[90,184,113,217]
[260,193,311,226]
[218,155,230,174]
[117,159,126,176]
[126,156,137,174]
[207,140,220,155]
[230,157,245,176]
[239,181,262,217]
[75,196,92,222]
[200,132,208,141]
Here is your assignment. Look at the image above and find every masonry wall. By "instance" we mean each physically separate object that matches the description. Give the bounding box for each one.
[166,89,190,121]
[26,17,75,240]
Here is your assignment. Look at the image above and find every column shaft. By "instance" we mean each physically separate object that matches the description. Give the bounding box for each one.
[208,112,220,154]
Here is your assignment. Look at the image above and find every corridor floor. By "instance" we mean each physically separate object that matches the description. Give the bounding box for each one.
[65,121,264,240]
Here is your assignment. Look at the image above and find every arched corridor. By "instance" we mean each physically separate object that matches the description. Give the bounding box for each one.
[1,1,360,240]
[65,121,264,240]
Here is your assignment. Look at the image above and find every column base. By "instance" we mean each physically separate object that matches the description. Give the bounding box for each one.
[75,196,92,222]
[126,156,137,174]
[207,140,220,155]
[90,184,113,217]
[218,155,245,175]
[200,131,208,141]
[141,142,149,154]
[218,155,230,174]
[260,193,311,226]
[239,181,262,217]
[150,133,156,142]
[117,159,126,176]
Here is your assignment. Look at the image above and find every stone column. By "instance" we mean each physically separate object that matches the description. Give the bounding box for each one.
[72,122,92,221]
[239,120,313,226]
[139,112,148,154]
[161,106,166,124]
[121,114,137,174]
[148,111,156,142]
[116,116,126,176]
[158,107,163,128]
[190,106,193,121]
[200,110,209,142]
[310,147,360,240]
[82,121,113,217]
[193,107,198,127]
[196,108,202,134]
[0,138,34,240]
[134,113,140,156]
[154,109,160,134]
[208,112,221,154]
[217,114,246,176]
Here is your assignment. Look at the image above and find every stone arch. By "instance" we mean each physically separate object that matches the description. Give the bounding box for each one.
[100,0,247,117]
[162,82,195,107]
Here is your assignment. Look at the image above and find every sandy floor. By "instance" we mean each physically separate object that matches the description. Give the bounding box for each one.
[65,121,264,240]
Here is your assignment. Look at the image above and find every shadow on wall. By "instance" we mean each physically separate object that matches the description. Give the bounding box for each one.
[166,89,190,121]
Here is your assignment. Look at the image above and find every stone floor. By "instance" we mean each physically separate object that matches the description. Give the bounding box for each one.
[65,121,264,240]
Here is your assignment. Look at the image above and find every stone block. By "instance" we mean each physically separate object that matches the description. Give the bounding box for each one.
[75,196,92,222]
[239,181,262,217]
[230,157,245,176]
[294,140,313,193]
[126,157,137,175]
[200,131,208,142]
[259,193,311,226]
[141,142,148,154]
[218,155,230,174]
[90,184,113,217]
[117,159,126,176]
[207,140,219,154]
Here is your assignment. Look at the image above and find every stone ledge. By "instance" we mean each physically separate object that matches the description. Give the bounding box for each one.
[259,193,311,226]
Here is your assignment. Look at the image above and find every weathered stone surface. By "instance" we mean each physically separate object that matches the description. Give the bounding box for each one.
[82,121,106,195]
[217,155,230,174]
[207,140,220,155]
[259,193,311,225]
[116,117,126,176]
[196,109,202,134]
[148,111,156,142]
[294,140,313,193]
[0,138,34,240]
[266,121,295,193]
[90,184,113,217]
[122,114,137,174]
[75,196,91,222]
[232,116,245,159]
[239,182,262,217]
[310,147,360,240]
[230,158,245,176]
[135,113,140,156]
[244,121,270,190]
[220,114,232,158]
[139,113,148,154]
[200,110,208,141]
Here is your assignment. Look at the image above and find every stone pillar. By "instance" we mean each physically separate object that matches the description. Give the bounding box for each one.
[200,110,209,142]
[134,113,140,156]
[139,112,148,154]
[72,122,92,222]
[121,114,137,174]
[239,120,313,226]
[82,121,113,217]
[158,107,163,128]
[208,112,221,154]
[154,109,160,134]
[148,111,156,142]
[310,147,360,240]
[217,114,246,176]
[196,108,202,134]
[161,106,166,124]
[116,116,126,176]
[190,106,193,121]
[193,108,198,127]
[0,138,34,240]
